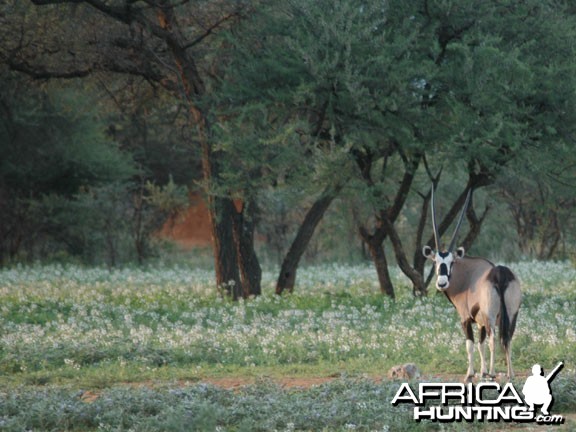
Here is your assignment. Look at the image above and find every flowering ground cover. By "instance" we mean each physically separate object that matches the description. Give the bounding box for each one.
[1,261,575,430]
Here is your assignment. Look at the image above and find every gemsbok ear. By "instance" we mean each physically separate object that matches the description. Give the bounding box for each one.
[455,247,465,259]
[422,245,435,260]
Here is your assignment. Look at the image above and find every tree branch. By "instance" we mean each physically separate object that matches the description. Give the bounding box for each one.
[31,0,177,44]
[379,212,425,295]
[3,51,164,82]
[4,57,92,79]
[184,12,240,49]
[387,151,421,221]
[31,0,132,25]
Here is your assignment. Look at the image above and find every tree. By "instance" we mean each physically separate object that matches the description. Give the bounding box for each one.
[0,72,137,264]
[2,0,262,297]
[3,0,576,292]
[218,0,428,294]
[357,0,576,295]
[497,142,576,260]
[209,0,576,296]
[214,0,360,294]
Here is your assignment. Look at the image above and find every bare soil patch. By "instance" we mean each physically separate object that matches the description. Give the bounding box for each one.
[202,376,341,389]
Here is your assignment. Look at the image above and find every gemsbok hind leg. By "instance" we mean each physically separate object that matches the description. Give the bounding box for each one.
[504,344,514,379]
[463,320,475,382]
[477,326,488,377]
[503,309,519,380]
[504,282,521,380]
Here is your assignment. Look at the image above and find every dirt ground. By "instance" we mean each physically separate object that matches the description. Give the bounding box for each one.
[201,372,524,390]
[77,373,575,431]
[202,375,337,389]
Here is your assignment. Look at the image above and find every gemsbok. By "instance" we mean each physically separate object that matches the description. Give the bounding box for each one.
[422,187,522,382]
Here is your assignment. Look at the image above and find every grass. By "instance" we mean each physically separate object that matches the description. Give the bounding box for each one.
[0,261,575,430]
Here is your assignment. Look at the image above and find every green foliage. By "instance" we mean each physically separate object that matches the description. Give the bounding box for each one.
[33,183,133,265]
[211,0,576,271]
[0,79,135,195]
[144,176,188,215]
[0,74,193,266]
[217,0,430,180]
[0,75,137,264]
[3,0,576,270]
[29,178,188,266]
[433,0,576,176]
[103,79,200,187]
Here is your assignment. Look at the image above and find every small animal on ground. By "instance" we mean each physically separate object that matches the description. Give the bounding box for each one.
[387,363,421,380]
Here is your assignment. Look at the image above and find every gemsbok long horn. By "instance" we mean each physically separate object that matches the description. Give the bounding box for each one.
[447,189,472,252]
[430,187,441,251]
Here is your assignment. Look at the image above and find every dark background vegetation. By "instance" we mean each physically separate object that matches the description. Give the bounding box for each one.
[1,0,575,298]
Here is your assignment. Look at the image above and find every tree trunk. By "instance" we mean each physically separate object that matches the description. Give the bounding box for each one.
[233,199,262,298]
[380,214,425,296]
[209,195,241,298]
[461,199,490,251]
[359,226,395,298]
[412,188,432,283]
[156,4,243,296]
[367,240,395,298]
[356,152,421,296]
[133,182,145,266]
[276,185,341,295]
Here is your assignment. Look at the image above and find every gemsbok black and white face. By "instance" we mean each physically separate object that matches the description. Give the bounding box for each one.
[422,246,465,291]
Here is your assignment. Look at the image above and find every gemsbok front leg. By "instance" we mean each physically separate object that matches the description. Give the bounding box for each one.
[487,325,496,378]
[477,326,488,377]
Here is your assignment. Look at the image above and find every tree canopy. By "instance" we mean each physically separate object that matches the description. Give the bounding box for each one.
[1,0,575,295]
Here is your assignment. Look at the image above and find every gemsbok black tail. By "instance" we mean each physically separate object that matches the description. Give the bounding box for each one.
[489,265,518,350]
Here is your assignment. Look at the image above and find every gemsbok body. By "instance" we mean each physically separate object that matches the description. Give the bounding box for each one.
[422,187,522,382]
